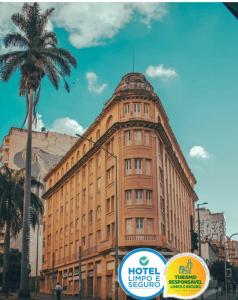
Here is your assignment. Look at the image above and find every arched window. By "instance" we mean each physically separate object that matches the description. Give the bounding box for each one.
[82,144,86,155]
[71,156,74,166]
[61,167,64,176]
[96,129,100,140]
[49,179,52,188]
[106,115,113,130]
[66,162,69,171]
[76,150,80,160]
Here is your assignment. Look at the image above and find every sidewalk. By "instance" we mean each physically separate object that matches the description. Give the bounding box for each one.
[0,293,87,300]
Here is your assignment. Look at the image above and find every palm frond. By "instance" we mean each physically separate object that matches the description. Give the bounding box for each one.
[0,53,25,81]
[42,58,59,89]
[11,13,28,34]
[41,50,71,76]
[30,193,44,215]
[50,48,77,67]
[4,33,29,49]
[0,51,25,65]
[41,31,57,47]
[38,7,55,33]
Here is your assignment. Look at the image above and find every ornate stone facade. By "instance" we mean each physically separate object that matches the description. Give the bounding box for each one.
[41,73,197,299]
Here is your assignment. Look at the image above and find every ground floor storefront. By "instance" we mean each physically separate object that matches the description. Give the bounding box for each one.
[40,253,125,299]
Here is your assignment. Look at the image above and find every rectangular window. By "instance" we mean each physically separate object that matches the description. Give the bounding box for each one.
[135,158,142,174]
[134,130,142,145]
[125,190,132,205]
[125,159,132,175]
[126,219,133,234]
[106,198,110,213]
[134,103,141,115]
[111,196,114,212]
[96,230,101,242]
[136,218,144,233]
[107,167,114,184]
[97,177,101,191]
[89,183,93,198]
[124,130,131,146]
[146,190,152,205]
[135,190,143,204]
[147,219,153,233]
[160,197,165,214]
[97,152,101,168]
[144,103,150,115]
[144,131,150,146]
[106,224,110,240]
[145,159,152,175]
[89,234,93,247]
[124,103,130,115]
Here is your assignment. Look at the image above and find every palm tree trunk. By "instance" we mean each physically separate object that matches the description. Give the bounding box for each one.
[18,89,34,299]
[2,219,11,297]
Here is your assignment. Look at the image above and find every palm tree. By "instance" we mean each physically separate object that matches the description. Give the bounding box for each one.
[0,3,77,298]
[0,166,44,296]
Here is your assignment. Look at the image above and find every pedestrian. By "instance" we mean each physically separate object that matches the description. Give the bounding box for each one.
[232,282,237,296]
[55,282,63,300]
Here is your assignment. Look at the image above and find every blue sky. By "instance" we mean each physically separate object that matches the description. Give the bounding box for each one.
[0,3,238,235]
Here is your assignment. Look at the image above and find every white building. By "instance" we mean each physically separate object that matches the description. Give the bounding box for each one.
[0,127,77,289]
[195,208,226,242]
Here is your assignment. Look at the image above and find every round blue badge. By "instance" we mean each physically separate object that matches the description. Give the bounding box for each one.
[118,248,167,300]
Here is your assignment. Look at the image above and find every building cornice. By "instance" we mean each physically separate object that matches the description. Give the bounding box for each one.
[43,120,198,201]
[45,91,195,184]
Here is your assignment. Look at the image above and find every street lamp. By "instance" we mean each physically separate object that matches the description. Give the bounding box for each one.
[76,133,119,300]
[197,202,208,257]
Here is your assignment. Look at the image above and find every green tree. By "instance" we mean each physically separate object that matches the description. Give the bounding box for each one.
[0,3,77,298]
[0,249,22,292]
[0,166,43,296]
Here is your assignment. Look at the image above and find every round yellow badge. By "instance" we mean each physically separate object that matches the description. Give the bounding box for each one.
[163,253,210,299]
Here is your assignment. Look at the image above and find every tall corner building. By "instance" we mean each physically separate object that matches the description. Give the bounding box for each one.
[41,73,197,299]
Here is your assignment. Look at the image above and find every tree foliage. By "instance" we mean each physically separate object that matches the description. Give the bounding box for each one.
[0,2,77,125]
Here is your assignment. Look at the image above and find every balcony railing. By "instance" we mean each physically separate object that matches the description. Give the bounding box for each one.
[125,234,156,241]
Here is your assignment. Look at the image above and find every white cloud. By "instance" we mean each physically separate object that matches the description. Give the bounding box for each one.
[146,64,177,79]
[86,72,107,95]
[29,113,84,136]
[0,3,168,50]
[51,117,84,136]
[189,146,209,159]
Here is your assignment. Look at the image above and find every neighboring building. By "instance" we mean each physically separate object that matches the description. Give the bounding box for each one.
[41,72,197,299]
[201,240,219,266]
[195,208,226,242]
[211,239,225,261]
[227,239,238,266]
[0,127,77,288]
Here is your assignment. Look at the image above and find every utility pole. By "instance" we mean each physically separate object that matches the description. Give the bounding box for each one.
[78,246,82,300]
[197,202,208,300]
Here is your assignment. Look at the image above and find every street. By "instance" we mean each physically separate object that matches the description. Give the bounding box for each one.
[207,293,238,300]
